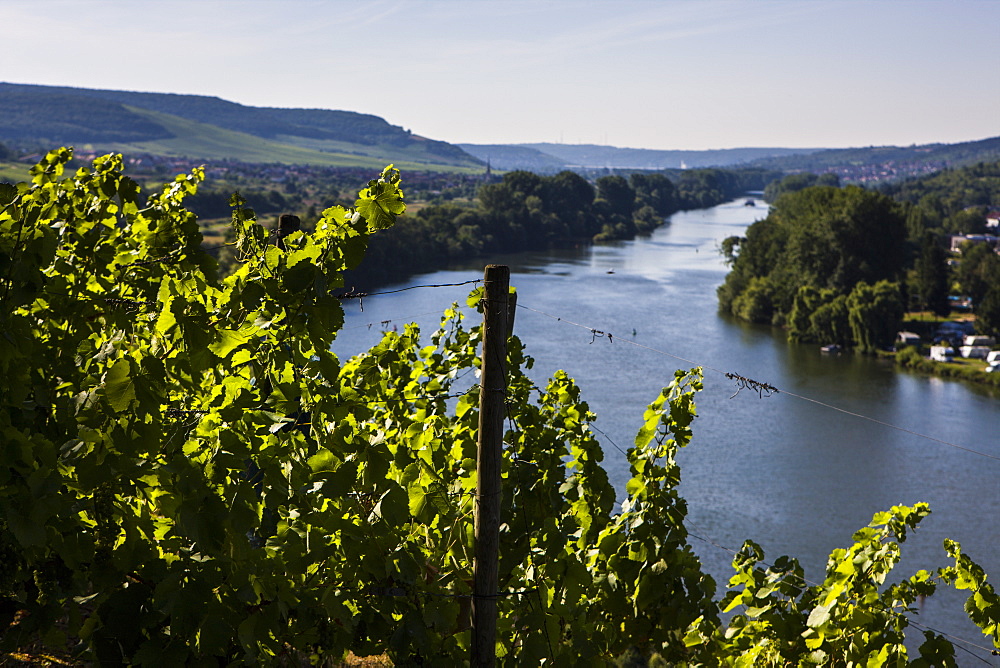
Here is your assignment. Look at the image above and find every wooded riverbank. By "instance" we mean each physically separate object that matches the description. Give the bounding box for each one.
[345,167,780,290]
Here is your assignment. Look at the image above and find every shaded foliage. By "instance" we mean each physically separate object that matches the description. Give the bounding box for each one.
[912,233,951,316]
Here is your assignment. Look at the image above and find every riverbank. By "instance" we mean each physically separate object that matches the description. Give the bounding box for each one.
[889,313,1000,390]
[893,346,1000,390]
[345,169,778,291]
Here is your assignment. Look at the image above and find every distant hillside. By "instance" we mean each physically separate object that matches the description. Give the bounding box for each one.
[460,137,1000,182]
[0,86,173,144]
[879,160,1000,212]
[459,142,820,172]
[5,82,996,180]
[0,82,484,171]
[456,144,570,172]
[747,136,1000,182]
[525,143,821,170]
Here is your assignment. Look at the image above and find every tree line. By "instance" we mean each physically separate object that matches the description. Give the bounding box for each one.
[349,167,779,287]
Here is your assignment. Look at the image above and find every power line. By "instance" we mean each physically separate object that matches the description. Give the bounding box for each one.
[555,340,998,660]
[516,302,1000,464]
[335,279,481,301]
[586,422,631,460]
[777,387,1000,462]
[907,619,998,663]
[338,309,459,331]
[333,279,481,311]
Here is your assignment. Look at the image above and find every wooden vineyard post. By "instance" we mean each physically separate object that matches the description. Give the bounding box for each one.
[472,265,509,667]
[275,213,300,250]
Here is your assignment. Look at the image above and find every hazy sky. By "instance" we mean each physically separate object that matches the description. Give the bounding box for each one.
[3,0,998,151]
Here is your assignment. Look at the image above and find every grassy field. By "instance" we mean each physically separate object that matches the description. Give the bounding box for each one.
[0,161,30,183]
[900,310,976,338]
[91,107,483,174]
[895,348,1000,389]
[903,309,976,324]
[1,108,485,175]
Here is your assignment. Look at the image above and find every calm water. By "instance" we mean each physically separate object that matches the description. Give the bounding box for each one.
[333,199,1000,663]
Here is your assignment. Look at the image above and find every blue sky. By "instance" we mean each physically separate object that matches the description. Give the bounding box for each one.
[3,0,998,150]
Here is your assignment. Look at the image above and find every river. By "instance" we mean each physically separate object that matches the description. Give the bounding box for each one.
[332,198,1000,663]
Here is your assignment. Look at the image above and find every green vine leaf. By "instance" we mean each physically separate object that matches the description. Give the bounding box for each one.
[104,358,136,412]
[355,165,405,231]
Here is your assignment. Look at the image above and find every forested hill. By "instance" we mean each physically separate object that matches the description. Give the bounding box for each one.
[520,143,819,170]
[460,137,1000,181]
[746,135,1000,181]
[0,82,483,170]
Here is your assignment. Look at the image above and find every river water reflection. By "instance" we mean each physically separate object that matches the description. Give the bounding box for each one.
[333,199,999,661]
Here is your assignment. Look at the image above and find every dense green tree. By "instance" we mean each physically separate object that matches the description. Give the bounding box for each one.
[788,286,854,345]
[595,175,636,218]
[730,277,774,323]
[955,241,1000,306]
[913,233,952,316]
[976,285,1000,337]
[629,172,676,216]
[881,161,1000,224]
[541,170,596,236]
[718,186,907,334]
[903,202,939,244]
[763,172,839,202]
[478,171,531,214]
[676,169,725,208]
[792,187,906,291]
[847,281,905,353]
[788,285,823,341]
[815,172,841,188]
[944,206,987,235]
[633,205,662,233]
[810,293,851,346]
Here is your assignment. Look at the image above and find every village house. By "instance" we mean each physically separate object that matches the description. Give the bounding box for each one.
[986,210,1000,230]
[950,234,1000,253]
